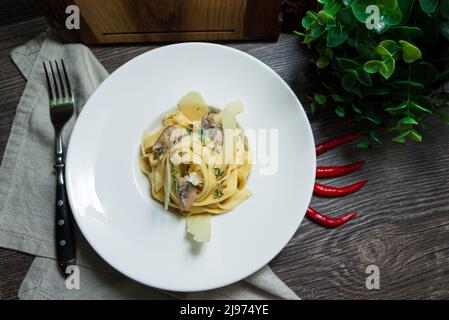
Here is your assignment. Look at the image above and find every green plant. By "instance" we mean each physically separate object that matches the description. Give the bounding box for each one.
[296,0,449,145]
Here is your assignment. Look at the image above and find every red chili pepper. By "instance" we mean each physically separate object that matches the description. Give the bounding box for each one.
[307,207,357,228]
[316,133,360,156]
[314,180,368,197]
[316,160,365,178]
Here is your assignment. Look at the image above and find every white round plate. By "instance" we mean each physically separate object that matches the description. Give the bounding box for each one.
[66,43,316,292]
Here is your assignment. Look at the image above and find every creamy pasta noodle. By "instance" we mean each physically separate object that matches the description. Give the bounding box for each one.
[140,92,252,242]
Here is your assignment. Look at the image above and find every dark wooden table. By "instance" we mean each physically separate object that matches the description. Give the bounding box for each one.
[2,1,449,300]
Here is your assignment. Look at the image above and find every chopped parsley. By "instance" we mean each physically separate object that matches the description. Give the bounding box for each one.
[214,167,225,178]
[186,124,193,135]
[155,148,164,157]
[170,161,180,191]
[213,188,224,199]
[172,176,180,191]
[170,161,179,175]
[199,128,206,143]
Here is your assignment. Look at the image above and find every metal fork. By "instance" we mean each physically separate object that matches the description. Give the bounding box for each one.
[43,60,76,277]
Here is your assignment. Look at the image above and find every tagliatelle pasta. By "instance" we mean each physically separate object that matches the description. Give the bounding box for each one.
[140,92,252,242]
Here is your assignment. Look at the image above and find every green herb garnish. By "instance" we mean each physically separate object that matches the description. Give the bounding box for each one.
[213,188,224,199]
[199,128,206,143]
[214,167,224,178]
[186,124,193,135]
[170,161,179,175]
[170,161,180,191]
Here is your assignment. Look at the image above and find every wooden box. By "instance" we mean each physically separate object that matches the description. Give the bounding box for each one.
[36,0,283,44]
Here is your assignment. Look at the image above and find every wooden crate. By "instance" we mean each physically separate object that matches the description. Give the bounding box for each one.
[36,0,283,43]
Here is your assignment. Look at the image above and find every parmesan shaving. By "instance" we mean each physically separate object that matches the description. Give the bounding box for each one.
[186,214,211,242]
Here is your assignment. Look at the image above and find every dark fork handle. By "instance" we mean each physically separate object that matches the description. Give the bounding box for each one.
[54,156,76,277]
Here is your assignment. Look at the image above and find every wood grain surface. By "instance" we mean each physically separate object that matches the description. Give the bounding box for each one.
[1,0,449,300]
[35,0,282,43]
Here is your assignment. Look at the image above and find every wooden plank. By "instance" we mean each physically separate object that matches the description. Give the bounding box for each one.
[77,0,245,43]
[34,0,282,43]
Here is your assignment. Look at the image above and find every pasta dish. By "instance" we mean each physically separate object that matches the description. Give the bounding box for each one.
[140,92,252,242]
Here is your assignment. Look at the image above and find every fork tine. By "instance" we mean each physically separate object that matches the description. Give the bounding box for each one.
[49,61,61,100]
[55,60,67,99]
[43,61,55,101]
[61,59,73,99]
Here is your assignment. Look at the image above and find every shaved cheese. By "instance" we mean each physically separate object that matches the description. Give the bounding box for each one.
[223,100,244,164]
[185,172,201,186]
[164,156,171,210]
[186,214,211,242]
[223,100,244,130]
[178,92,209,121]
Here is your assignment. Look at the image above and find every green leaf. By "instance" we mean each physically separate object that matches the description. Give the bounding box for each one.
[397,0,415,22]
[318,10,336,29]
[410,62,439,85]
[379,40,399,57]
[343,0,353,5]
[324,0,342,15]
[364,114,382,125]
[327,22,348,47]
[379,57,395,79]
[393,130,411,143]
[385,102,408,114]
[369,130,382,144]
[332,94,347,102]
[399,40,422,63]
[302,16,314,28]
[441,0,449,19]
[322,48,334,60]
[376,45,393,58]
[337,6,355,25]
[441,21,449,41]
[364,60,381,73]
[391,80,424,89]
[341,73,357,92]
[351,103,362,114]
[357,43,377,60]
[409,129,423,142]
[357,137,370,148]
[316,56,330,68]
[310,25,323,39]
[314,93,327,105]
[399,116,418,125]
[419,0,438,14]
[335,105,346,117]
[410,101,432,113]
[356,68,373,86]
[387,26,423,39]
[310,102,317,113]
[364,87,392,96]
[337,58,360,71]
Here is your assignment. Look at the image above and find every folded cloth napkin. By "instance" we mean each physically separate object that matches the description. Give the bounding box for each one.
[0,31,299,300]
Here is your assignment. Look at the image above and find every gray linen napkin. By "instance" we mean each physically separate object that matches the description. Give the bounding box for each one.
[0,31,299,300]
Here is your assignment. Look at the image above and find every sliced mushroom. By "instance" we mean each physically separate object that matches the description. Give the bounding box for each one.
[153,125,186,155]
[201,114,223,146]
[177,177,197,212]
